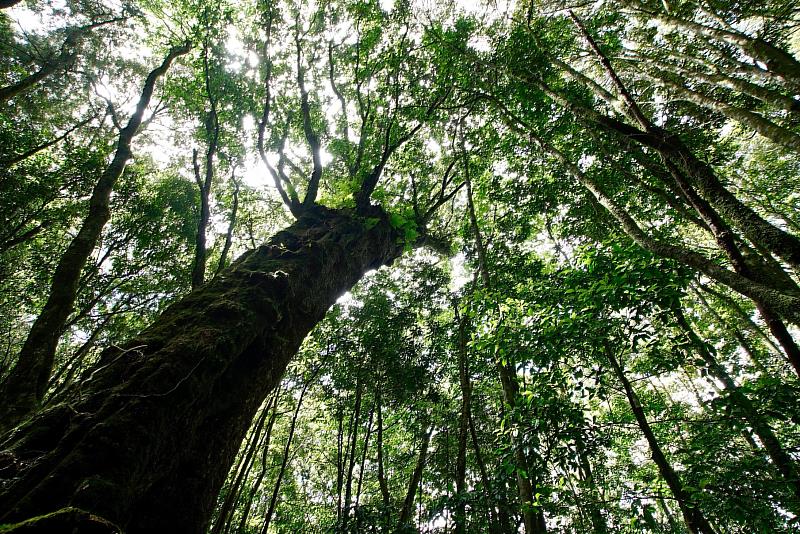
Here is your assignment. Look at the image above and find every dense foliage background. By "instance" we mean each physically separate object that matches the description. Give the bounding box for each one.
[1,0,799,532]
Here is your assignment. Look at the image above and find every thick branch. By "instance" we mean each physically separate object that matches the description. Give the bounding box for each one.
[296,33,323,207]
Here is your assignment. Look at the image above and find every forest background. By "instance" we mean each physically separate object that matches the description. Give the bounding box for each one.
[1,0,799,532]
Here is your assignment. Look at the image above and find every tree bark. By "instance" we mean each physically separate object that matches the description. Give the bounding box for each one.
[0,43,191,433]
[0,205,401,533]
[191,148,212,289]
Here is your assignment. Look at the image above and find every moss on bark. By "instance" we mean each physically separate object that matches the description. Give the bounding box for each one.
[0,205,402,533]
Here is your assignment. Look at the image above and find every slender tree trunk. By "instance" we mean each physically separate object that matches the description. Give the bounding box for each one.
[376,389,392,520]
[674,308,800,510]
[191,42,220,289]
[0,113,96,167]
[499,363,546,534]
[495,99,800,324]
[217,170,240,275]
[0,22,110,103]
[642,8,800,88]
[234,392,280,534]
[754,306,800,377]
[192,147,212,289]
[336,403,346,524]
[211,393,275,534]
[529,73,800,276]
[575,436,607,534]
[694,285,782,358]
[191,127,218,288]
[605,344,717,534]
[649,75,800,152]
[353,404,374,532]
[630,54,800,113]
[659,161,800,377]
[341,376,363,531]
[398,426,433,529]
[260,373,313,534]
[468,409,504,534]
[465,170,546,534]
[454,304,470,534]
[0,205,401,533]
[694,284,799,374]
[631,125,800,274]
[0,44,190,433]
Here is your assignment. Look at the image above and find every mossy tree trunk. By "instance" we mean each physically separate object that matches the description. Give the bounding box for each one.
[0,205,401,533]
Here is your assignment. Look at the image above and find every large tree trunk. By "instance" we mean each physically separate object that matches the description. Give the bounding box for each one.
[0,205,401,533]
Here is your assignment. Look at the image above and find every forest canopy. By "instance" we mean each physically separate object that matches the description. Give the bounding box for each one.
[0,0,799,532]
